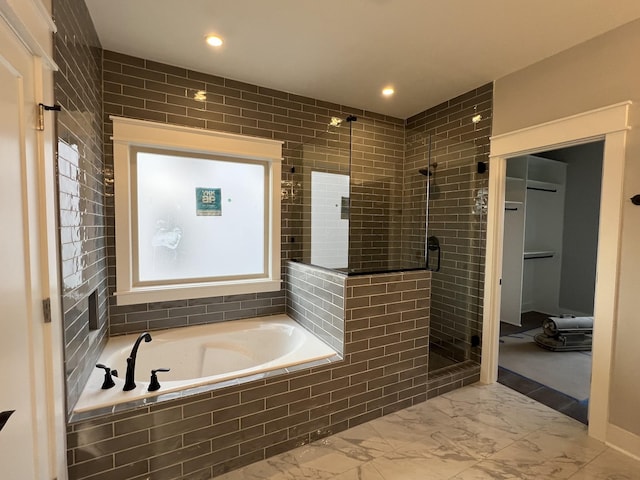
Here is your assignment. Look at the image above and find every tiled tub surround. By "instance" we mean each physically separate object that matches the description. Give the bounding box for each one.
[286,261,346,354]
[66,267,432,480]
[54,40,492,412]
[51,22,490,477]
[101,48,408,338]
[73,315,340,416]
[53,0,109,414]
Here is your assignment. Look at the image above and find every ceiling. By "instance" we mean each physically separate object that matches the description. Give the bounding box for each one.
[84,0,640,119]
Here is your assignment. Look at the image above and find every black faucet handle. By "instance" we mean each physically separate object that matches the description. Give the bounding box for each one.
[96,364,116,389]
[148,368,171,392]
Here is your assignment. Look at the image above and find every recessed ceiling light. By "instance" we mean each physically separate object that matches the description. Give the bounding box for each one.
[205,35,223,47]
[382,87,395,97]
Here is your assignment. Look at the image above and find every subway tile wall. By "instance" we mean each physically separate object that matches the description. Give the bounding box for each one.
[404,84,493,364]
[348,116,406,272]
[427,360,481,398]
[286,261,345,354]
[101,50,408,335]
[67,266,431,479]
[53,0,109,414]
[52,6,488,476]
[289,126,350,266]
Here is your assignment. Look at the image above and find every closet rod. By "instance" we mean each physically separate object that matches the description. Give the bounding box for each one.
[527,186,557,193]
[505,207,518,211]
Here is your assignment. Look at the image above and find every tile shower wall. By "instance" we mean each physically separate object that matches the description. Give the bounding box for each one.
[67,267,431,480]
[53,0,108,414]
[286,261,345,354]
[347,116,406,272]
[403,84,493,363]
[101,50,406,334]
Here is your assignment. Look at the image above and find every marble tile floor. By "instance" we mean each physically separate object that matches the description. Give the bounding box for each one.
[215,383,640,480]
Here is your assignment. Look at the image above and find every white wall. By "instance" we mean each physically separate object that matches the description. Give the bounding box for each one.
[494,18,640,440]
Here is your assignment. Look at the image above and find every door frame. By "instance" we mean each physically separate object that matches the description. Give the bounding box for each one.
[0,0,65,477]
[480,101,632,442]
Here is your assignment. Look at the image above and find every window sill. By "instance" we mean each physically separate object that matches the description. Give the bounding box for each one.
[114,279,282,306]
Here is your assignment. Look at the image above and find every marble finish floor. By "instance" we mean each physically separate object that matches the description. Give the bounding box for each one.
[215,383,640,479]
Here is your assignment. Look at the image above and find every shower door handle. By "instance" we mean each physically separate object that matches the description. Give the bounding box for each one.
[426,236,441,272]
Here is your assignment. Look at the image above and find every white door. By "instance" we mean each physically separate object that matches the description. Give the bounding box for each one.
[0,16,57,479]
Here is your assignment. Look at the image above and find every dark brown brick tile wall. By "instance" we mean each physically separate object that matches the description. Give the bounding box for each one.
[54,12,488,477]
[404,84,493,364]
[427,360,481,398]
[101,49,407,335]
[348,119,406,272]
[286,262,345,353]
[67,266,431,479]
[53,0,108,414]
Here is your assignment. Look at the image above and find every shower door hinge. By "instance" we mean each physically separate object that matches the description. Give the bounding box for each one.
[42,298,52,323]
[37,103,61,131]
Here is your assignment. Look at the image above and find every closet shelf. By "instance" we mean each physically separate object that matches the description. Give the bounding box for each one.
[523,250,555,260]
[504,200,522,212]
[526,179,560,192]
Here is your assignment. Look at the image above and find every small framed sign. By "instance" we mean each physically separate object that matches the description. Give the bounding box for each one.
[196,187,222,216]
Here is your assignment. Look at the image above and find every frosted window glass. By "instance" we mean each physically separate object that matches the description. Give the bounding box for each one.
[135,151,265,283]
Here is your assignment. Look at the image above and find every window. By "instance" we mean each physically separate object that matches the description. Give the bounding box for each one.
[112,117,282,305]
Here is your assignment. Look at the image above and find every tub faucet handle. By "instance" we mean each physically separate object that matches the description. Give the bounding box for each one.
[96,364,116,389]
[148,368,170,392]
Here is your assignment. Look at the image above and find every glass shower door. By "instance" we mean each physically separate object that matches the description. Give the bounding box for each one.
[406,128,488,373]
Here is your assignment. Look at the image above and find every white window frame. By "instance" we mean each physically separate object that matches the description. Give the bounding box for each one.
[111,116,282,305]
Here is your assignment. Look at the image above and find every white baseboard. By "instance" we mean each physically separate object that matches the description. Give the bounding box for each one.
[606,423,640,461]
[557,306,593,318]
[521,302,534,313]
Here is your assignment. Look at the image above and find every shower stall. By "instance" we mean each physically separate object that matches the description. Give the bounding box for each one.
[286,104,489,376]
[405,112,489,373]
[286,114,417,274]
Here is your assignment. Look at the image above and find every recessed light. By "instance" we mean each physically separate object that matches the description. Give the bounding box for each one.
[382,87,394,96]
[205,35,223,47]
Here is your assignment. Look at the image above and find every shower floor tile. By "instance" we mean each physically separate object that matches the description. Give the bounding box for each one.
[214,383,635,480]
[428,350,459,372]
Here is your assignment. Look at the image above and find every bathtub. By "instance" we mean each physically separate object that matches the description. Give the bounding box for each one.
[73,315,339,415]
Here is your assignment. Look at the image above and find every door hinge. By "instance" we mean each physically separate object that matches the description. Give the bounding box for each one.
[37,103,61,131]
[42,298,52,323]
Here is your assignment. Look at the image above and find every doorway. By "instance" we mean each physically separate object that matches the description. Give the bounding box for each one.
[481,102,631,442]
[497,142,603,424]
[0,5,64,477]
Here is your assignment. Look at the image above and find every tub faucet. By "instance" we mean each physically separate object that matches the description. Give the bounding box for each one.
[123,332,152,391]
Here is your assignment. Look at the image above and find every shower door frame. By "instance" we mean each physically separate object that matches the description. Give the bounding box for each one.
[481,102,631,443]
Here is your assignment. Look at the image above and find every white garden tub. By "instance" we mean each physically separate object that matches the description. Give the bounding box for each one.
[73,315,338,414]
